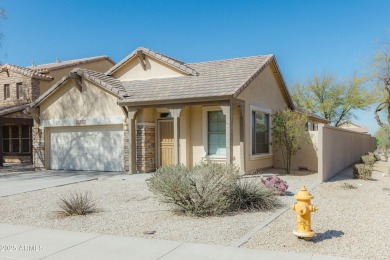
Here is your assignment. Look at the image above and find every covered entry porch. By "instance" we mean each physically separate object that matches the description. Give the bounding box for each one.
[125,100,245,174]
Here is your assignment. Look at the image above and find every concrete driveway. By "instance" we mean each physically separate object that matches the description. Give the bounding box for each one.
[0,170,122,197]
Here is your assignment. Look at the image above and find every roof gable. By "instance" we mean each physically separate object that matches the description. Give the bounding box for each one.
[31,68,125,108]
[106,47,198,77]
[1,64,53,81]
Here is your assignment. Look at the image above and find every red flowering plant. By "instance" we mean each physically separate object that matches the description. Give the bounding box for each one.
[261,176,288,195]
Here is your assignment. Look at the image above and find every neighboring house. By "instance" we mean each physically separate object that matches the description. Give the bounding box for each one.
[0,56,115,163]
[338,121,368,133]
[29,47,326,173]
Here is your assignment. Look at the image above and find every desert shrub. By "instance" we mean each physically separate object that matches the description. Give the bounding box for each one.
[147,163,239,216]
[261,176,289,195]
[58,192,97,216]
[353,164,372,180]
[231,180,280,211]
[342,182,357,189]
[373,153,381,161]
[361,155,375,166]
[368,152,380,161]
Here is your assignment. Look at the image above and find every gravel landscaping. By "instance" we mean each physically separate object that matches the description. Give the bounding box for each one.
[0,168,318,246]
[244,159,390,260]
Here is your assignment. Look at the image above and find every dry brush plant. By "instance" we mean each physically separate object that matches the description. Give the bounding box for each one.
[57,192,98,216]
[361,155,376,167]
[353,164,372,180]
[231,180,280,211]
[147,163,279,216]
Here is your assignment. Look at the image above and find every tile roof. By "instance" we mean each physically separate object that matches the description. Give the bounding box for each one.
[31,68,126,108]
[1,64,53,81]
[0,104,30,116]
[106,47,198,76]
[120,55,276,104]
[76,69,127,97]
[31,48,295,110]
[295,107,329,123]
[28,56,115,72]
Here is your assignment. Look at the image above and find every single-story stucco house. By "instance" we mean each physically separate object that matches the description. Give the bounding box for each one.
[28,47,327,174]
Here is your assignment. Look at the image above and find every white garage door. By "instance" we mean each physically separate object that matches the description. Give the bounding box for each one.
[50,125,124,172]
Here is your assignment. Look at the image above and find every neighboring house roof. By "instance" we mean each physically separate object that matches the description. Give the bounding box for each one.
[28,56,115,73]
[295,107,329,123]
[0,64,54,81]
[0,104,30,116]
[119,54,294,107]
[31,68,126,108]
[106,47,198,76]
[338,121,368,133]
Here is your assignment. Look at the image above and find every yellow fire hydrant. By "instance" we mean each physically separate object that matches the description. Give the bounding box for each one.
[290,186,318,240]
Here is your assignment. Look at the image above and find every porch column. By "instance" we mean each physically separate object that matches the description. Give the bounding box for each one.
[169,107,182,165]
[128,108,138,174]
[221,105,233,164]
[239,105,245,173]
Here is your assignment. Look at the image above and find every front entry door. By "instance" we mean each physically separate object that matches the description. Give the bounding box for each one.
[159,120,174,167]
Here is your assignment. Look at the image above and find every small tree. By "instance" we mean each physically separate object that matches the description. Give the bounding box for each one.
[291,73,373,126]
[272,108,309,174]
[375,126,390,161]
[370,43,390,139]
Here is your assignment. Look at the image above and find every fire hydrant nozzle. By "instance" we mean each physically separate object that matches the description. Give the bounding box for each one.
[290,186,317,240]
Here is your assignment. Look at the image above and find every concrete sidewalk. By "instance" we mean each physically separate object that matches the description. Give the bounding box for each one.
[0,224,354,260]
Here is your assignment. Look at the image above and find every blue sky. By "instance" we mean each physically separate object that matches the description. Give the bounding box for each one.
[0,0,389,134]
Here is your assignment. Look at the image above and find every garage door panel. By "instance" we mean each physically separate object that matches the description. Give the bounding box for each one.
[50,126,124,172]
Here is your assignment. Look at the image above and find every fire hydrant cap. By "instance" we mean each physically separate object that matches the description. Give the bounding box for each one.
[294,186,314,200]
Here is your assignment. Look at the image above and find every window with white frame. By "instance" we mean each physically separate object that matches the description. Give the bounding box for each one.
[207,110,226,156]
[251,110,270,154]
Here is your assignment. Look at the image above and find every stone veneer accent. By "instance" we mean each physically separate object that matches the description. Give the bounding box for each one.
[0,70,40,108]
[32,122,45,170]
[123,123,130,172]
[136,124,156,173]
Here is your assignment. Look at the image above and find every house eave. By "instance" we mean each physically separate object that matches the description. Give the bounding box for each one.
[118,95,234,108]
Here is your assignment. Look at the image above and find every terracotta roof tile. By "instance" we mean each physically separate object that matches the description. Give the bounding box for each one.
[120,55,274,104]
[1,64,53,81]
[28,56,115,72]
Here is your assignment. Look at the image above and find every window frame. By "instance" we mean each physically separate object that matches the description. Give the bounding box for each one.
[2,125,31,154]
[202,106,227,160]
[16,82,24,100]
[249,105,272,159]
[4,84,10,100]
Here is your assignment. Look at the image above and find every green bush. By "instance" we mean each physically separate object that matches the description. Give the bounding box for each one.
[147,163,279,216]
[353,164,372,180]
[147,163,239,216]
[361,155,375,166]
[232,180,280,211]
[58,192,97,216]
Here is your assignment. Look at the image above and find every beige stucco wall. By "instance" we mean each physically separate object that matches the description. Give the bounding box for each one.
[273,131,319,172]
[40,79,124,120]
[112,56,186,81]
[237,64,290,173]
[318,124,374,182]
[39,59,114,95]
